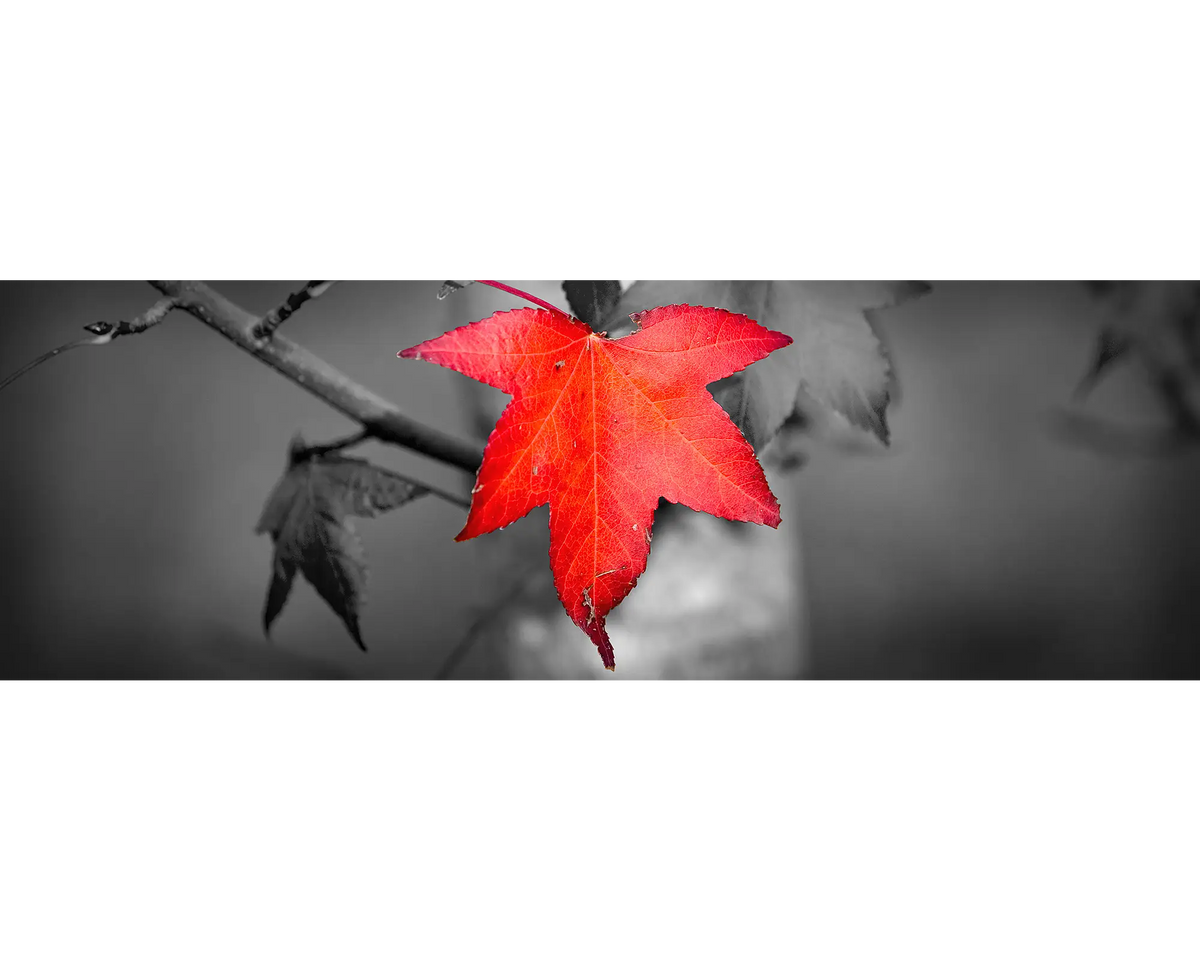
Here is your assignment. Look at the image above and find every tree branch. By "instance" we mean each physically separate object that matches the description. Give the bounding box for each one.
[253,281,338,340]
[116,296,183,336]
[147,281,484,475]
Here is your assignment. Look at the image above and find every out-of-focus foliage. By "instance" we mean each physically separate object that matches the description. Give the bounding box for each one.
[1059,281,1200,454]
[256,433,429,650]
[562,280,623,331]
[611,281,930,456]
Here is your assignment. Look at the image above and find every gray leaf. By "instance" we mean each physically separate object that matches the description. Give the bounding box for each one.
[562,281,623,331]
[255,442,430,650]
[611,280,930,451]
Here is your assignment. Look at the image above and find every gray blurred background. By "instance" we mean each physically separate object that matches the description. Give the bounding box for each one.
[1,281,1197,678]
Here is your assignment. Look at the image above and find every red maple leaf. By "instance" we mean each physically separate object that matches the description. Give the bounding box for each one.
[399,283,793,670]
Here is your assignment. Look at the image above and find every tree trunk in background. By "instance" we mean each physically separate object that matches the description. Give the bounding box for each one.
[453,467,809,679]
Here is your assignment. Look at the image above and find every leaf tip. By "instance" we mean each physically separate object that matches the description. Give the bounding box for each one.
[343,617,368,651]
[262,593,285,638]
[584,617,616,670]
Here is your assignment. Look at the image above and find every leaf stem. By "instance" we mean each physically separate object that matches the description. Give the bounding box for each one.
[477,280,568,315]
[426,486,473,511]
[297,428,474,509]
[294,428,372,462]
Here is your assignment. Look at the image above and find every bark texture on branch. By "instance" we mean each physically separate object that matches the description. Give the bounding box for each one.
[148,281,484,475]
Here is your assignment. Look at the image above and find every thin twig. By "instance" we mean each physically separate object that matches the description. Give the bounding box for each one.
[253,281,338,340]
[0,333,111,393]
[117,297,182,335]
[292,428,473,508]
[426,486,473,511]
[293,428,372,462]
[0,297,181,395]
[434,608,494,680]
[434,560,543,678]
[148,281,485,476]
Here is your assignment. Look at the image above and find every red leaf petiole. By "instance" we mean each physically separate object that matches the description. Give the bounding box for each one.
[472,279,571,316]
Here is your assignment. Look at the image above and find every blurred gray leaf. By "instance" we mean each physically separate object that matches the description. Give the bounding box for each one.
[255,435,429,649]
[610,281,930,451]
[562,281,623,330]
[1074,281,1200,443]
[1074,326,1134,398]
